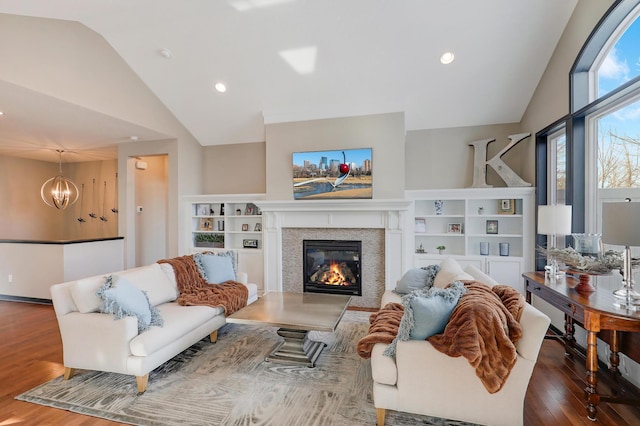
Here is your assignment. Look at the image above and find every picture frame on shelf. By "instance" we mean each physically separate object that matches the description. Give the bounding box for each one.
[196,204,210,216]
[245,203,257,215]
[447,223,462,234]
[415,218,427,233]
[243,239,258,248]
[200,218,213,231]
[254,223,262,232]
[498,199,516,214]
[242,224,249,231]
[486,220,498,234]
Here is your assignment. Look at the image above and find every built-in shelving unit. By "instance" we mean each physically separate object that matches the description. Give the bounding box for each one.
[407,187,535,293]
[184,194,266,292]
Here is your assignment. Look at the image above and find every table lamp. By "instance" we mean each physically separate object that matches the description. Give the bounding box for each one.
[602,200,640,310]
[538,204,572,280]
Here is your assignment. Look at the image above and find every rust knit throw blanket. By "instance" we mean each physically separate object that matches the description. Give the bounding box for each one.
[158,255,248,316]
[428,281,525,393]
[356,281,525,394]
[356,302,404,359]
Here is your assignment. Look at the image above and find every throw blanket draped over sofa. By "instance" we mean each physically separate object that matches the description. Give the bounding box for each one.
[158,255,248,316]
[357,280,526,393]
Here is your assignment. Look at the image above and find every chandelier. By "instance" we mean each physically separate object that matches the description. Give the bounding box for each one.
[40,150,79,209]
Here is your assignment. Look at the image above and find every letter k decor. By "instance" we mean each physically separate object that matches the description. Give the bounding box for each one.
[469,133,532,188]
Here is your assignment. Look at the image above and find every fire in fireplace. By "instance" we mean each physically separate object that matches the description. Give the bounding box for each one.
[303,239,362,296]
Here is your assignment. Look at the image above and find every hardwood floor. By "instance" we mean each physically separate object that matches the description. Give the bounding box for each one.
[1,300,639,425]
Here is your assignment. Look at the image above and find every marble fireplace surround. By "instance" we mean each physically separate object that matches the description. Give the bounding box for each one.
[257,200,412,307]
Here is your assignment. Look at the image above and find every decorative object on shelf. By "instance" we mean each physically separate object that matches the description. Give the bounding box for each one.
[254,223,262,232]
[236,209,242,216]
[243,239,258,248]
[217,220,224,231]
[41,150,79,210]
[480,242,489,256]
[77,183,86,223]
[416,243,425,253]
[498,199,516,214]
[602,200,640,310]
[499,242,510,256]
[415,218,426,233]
[200,218,213,231]
[478,206,484,215]
[537,204,572,281]
[242,224,249,231]
[434,200,443,215]
[111,172,119,213]
[245,203,258,215]
[447,223,462,234]
[436,245,445,255]
[88,178,97,218]
[195,233,224,248]
[486,220,498,234]
[99,181,109,222]
[196,204,210,216]
[292,148,372,200]
[572,233,602,257]
[220,204,225,215]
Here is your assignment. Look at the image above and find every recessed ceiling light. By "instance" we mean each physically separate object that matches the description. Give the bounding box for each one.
[0,111,4,116]
[214,82,227,93]
[440,52,455,65]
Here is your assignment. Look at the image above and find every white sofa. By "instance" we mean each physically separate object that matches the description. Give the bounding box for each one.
[50,261,258,393]
[371,264,550,426]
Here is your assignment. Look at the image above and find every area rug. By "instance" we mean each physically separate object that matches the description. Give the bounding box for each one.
[17,311,476,426]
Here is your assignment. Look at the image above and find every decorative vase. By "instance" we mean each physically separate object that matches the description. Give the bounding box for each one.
[499,242,510,256]
[478,207,484,215]
[435,200,443,215]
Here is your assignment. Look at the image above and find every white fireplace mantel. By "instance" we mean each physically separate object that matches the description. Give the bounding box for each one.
[256,199,412,293]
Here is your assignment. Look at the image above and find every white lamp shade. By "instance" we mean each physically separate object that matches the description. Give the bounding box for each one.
[602,202,640,246]
[538,205,572,235]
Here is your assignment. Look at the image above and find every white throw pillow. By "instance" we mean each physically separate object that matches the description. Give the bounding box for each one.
[118,263,179,306]
[463,264,499,287]
[433,257,473,289]
[70,275,109,313]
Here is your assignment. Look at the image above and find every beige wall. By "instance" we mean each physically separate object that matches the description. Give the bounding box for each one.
[203,142,266,194]
[519,0,615,183]
[265,112,405,199]
[405,123,526,189]
[135,155,169,266]
[0,155,118,240]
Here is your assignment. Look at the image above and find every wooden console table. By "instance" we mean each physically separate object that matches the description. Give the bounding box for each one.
[522,271,640,421]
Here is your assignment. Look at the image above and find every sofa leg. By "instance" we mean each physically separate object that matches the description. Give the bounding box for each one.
[63,367,76,380]
[376,408,386,426]
[210,330,218,343]
[136,374,149,393]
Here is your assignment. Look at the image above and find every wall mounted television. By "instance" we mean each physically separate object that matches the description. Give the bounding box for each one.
[292,148,372,200]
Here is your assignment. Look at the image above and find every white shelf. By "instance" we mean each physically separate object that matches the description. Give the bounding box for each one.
[407,188,535,293]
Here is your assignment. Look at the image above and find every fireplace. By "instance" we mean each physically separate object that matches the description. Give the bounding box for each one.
[303,239,362,296]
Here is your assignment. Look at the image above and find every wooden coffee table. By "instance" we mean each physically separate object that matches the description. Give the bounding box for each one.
[227,292,351,367]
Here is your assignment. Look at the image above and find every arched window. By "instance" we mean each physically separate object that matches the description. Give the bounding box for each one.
[536,0,640,269]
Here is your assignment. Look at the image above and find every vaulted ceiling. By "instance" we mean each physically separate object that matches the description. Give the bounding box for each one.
[0,0,579,162]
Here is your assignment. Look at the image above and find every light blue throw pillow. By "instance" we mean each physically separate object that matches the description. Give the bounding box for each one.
[383,281,466,357]
[96,275,163,333]
[395,265,440,294]
[196,253,236,284]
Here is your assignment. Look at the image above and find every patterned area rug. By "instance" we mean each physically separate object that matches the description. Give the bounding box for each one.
[17,311,475,426]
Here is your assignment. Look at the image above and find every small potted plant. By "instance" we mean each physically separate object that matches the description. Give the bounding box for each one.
[436,245,446,255]
[195,233,225,248]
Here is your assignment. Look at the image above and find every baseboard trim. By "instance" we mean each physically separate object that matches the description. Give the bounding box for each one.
[0,294,52,305]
